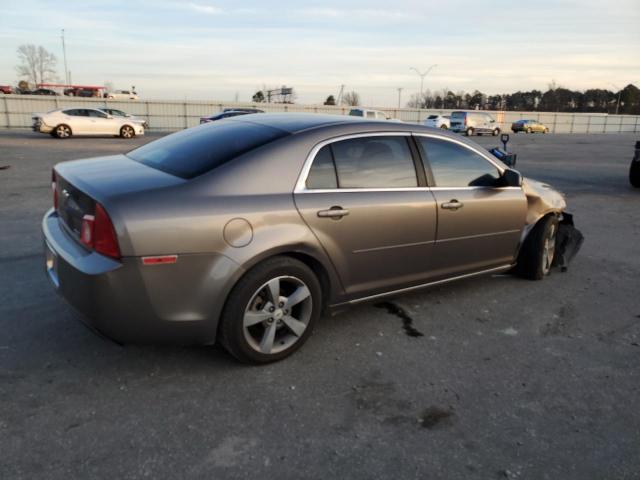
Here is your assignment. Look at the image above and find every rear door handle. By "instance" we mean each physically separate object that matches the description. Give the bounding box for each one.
[441,200,464,210]
[317,206,349,219]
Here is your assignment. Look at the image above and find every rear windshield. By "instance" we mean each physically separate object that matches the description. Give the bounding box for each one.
[450,112,465,118]
[427,115,438,119]
[348,109,364,117]
[127,121,289,179]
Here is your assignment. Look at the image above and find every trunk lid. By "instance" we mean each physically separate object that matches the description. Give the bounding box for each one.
[54,154,184,241]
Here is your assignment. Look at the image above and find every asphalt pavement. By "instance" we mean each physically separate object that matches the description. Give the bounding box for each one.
[1,129,639,479]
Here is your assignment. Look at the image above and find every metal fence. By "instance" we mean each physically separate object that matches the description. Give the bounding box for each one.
[2,94,639,134]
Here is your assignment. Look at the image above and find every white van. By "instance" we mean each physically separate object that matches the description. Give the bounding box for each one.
[450,111,500,136]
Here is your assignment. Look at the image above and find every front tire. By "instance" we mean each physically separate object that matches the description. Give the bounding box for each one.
[465,127,474,136]
[515,216,559,280]
[218,256,322,364]
[630,161,640,188]
[120,125,135,139]
[440,124,448,130]
[54,124,71,139]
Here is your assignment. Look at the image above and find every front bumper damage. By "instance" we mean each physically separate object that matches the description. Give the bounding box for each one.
[554,212,584,271]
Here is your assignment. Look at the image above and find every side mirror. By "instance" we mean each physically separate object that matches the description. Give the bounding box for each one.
[502,168,523,187]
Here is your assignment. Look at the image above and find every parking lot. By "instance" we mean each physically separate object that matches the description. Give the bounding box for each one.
[1,130,638,479]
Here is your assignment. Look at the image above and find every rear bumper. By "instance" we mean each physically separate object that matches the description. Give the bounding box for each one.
[42,208,243,345]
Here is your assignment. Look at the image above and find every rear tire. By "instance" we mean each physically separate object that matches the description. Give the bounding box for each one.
[218,256,322,364]
[515,216,559,280]
[492,128,500,136]
[120,125,135,139]
[54,124,71,139]
[630,161,640,188]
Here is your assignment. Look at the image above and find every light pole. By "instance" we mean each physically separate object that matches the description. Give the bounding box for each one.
[61,29,69,86]
[409,65,437,106]
[397,87,403,108]
[610,83,622,115]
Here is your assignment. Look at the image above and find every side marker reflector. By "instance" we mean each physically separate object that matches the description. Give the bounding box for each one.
[142,255,178,265]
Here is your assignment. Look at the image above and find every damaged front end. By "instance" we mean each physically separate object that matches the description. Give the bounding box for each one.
[553,212,584,271]
[521,178,584,272]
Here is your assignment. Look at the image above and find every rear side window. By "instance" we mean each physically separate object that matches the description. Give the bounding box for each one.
[419,138,500,187]
[127,122,289,179]
[331,136,417,188]
[306,145,337,189]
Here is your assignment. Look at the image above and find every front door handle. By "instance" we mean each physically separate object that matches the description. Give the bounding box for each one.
[441,199,464,210]
[317,206,349,219]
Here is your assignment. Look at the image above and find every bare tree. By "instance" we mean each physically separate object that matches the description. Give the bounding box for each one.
[342,91,360,106]
[16,44,58,86]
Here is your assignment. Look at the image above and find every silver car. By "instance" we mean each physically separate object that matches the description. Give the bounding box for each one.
[43,114,581,363]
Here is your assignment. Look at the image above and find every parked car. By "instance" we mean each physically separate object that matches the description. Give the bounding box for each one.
[200,109,263,124]
[424,114,450,129]
[32,108,144,138]
[450,111,500,136]
[105,89,139,100]
[0,85,13,94]
[630,140,640,188]
[65,88,101,98]
[31,88,59,96]
[348,108,390,120]
[43,113,581,364]
[512,119,549,134]
[99,108,148,129]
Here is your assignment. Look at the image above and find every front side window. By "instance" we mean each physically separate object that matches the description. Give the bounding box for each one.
[331,136,417,188]
[88,110,107,118]
[419,138,500,187]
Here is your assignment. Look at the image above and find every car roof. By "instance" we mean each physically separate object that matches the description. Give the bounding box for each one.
[228,113,372,133]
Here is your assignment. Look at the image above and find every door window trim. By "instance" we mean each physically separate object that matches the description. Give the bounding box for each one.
[295,132,423,193]
[295,131,521,194]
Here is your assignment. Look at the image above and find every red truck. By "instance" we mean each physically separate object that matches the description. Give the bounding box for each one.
[0,85,13,94]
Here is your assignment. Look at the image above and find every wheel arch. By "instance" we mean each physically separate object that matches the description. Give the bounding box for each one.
[515,210,562,259]
[235,245,343,308]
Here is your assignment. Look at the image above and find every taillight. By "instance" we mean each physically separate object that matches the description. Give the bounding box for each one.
[464,116,468,126]
[52,170,58,210]
[79,203,121,259]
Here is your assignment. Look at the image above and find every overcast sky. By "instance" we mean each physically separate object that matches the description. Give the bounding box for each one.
[1,0,639,106]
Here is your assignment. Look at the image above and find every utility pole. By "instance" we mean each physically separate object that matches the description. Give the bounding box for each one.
[61,29,70,86]
[610,83,621,115]
[409,65,437,106]
[397,87,403,108]
[337,84,345,105]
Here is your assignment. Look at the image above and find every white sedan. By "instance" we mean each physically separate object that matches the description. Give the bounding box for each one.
[424,114,450,129]
[105,89,139,100]
[32,108,145,139]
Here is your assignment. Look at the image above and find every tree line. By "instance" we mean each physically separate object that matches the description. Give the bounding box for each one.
[403,83,640,115]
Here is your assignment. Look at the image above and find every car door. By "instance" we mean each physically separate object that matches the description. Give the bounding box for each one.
[64,109,92,134]
[415,134,527,279]
[294,133,438,298]
[87,109,114,134]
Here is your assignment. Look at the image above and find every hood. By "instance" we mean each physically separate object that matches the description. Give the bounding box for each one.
[522,177,566,225]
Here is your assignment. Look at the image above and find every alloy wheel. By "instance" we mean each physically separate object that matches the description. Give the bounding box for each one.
[56,125,70,138]
[541,223,557,275]
[243,276,313,355]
